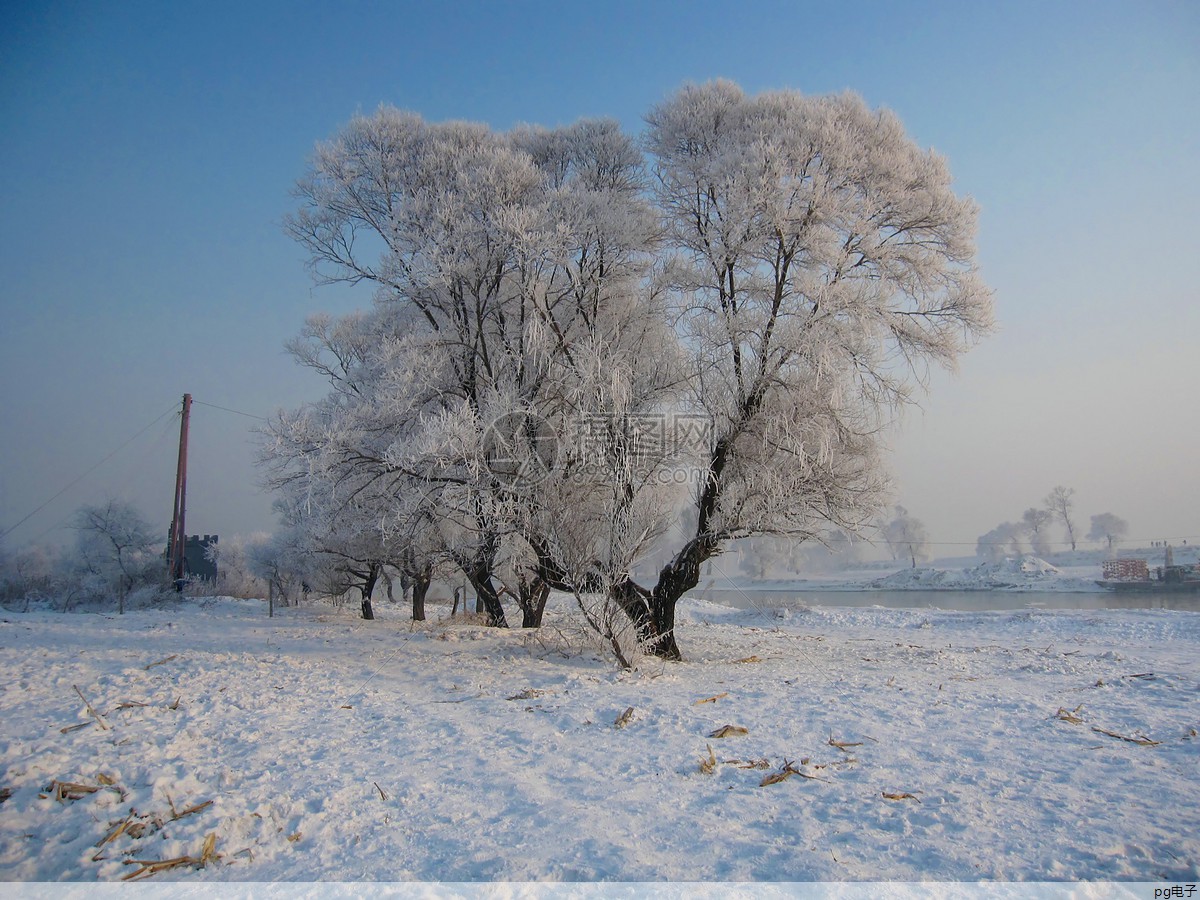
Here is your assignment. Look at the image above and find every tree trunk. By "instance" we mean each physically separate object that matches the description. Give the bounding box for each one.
[518,577,551,629]
[609,578,655,644]
[627,438,730,660]
[608,543,709,662]
[359,563,379,620]
[644,579,688,662]
[411,567,430,622]
[464,566,507,627]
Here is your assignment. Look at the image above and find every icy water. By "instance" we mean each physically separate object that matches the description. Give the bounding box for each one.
[698,588,1200,613]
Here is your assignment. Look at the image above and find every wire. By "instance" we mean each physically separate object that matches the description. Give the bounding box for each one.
[1,403,180,542]
[192,399,267,421]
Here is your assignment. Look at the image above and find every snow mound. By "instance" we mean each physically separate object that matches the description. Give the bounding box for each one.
[974,555,1060,578]
[873,555,1066,591]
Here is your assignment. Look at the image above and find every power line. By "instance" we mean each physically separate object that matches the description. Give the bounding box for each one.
[1,396,266,545]
[192,399,267,421]
[1,403,179,542]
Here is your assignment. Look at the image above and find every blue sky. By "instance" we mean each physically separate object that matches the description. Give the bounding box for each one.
[1,0,1197,553]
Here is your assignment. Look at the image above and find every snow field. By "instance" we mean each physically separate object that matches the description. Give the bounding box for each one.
[0,597,1197,883]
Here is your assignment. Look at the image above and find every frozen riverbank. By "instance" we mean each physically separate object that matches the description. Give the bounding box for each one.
[1,596,1197,883]
[709,548,1200,597]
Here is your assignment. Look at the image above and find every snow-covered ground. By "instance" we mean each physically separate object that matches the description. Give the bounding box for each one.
[1,595,1198,886]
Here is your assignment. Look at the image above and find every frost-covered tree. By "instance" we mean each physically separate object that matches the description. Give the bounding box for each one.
[273,109,661,631]
[245,529,314,611]
[279,111,556,625]
[791,528,868,574]
[884,506,931,568]
[71,500,161,613]
[1087,513,1128,553]
[0,541,57,608]
[976,522,1025,563]
[1044,486,1078,552]
[738,537,784,580]
[202,533,269,599]
[273,83,992,661]
[609,82,991,656]
[1021,507,1054,558]
[275,488,387,620]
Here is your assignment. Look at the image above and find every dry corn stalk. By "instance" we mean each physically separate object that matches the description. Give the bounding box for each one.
[122,856,197,881]
[730,758,772,770]
[760,761,801,787]
[693,692,729,705]
[170,799,213,821]
[121,833,219,881]
[883,791,921,802]
[708,725,749,738]
[698,744,717,775]
[1091,726,1160,746]
[1054,705,1085,725]
[49,780,101,802]
[73,685,109,731]
[200,833,218,864]
[507,688,548,701]
[91,811,164,860]
[95,812,138,849]
[828,735,863,750]
[613,707,634,729]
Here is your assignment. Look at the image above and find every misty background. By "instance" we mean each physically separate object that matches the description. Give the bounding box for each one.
[1,0,1196,557]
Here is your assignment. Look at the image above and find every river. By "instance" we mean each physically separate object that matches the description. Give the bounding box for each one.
[695,588,1200,613]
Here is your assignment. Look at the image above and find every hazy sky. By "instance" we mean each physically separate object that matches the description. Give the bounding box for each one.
[1,0,1197,555]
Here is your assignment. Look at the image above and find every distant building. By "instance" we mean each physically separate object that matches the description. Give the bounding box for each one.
[185,534,218,581]
[166,533,219,582]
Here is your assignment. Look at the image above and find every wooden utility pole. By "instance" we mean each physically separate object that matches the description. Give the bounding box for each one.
[167,393,192,589]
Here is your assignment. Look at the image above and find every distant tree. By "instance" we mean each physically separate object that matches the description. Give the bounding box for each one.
[738,537,785,580]
[1021,507,1054,558]
[1087,513,1129,554]
[977,522,1025,563]
[72,500,160,614]
[793,529,868,574]
[1044,486,1078,552]
[884,506,930,568]
[204,533,269,599]
[245,530,313,612]
[1,543,67,609]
